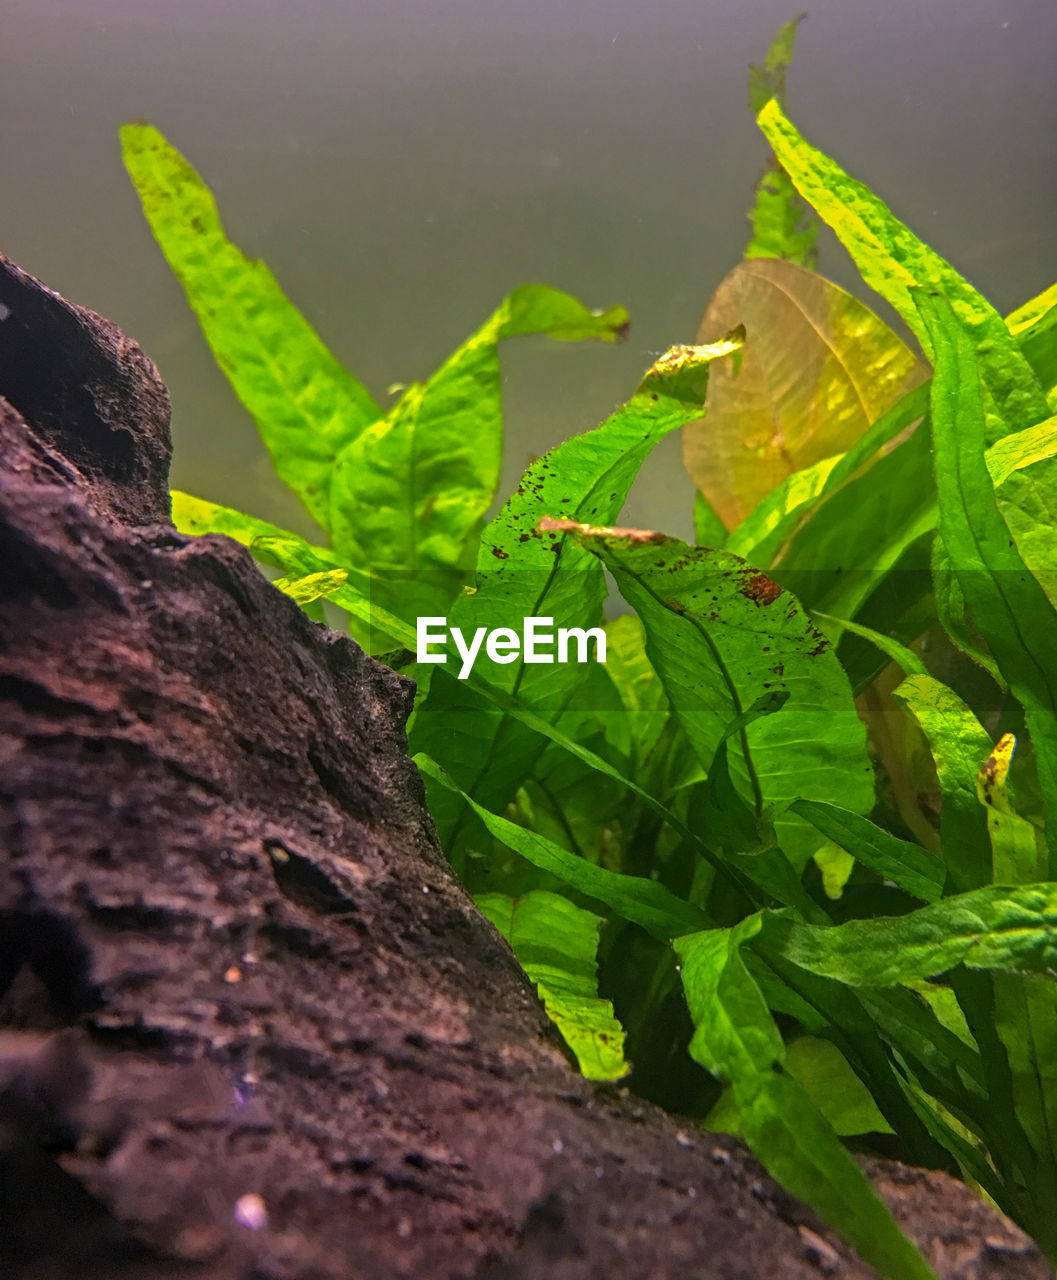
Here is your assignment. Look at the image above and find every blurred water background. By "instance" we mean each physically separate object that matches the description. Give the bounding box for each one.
[2,0,1055,544]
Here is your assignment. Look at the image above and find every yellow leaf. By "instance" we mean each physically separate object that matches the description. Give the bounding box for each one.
[683,259,926,527]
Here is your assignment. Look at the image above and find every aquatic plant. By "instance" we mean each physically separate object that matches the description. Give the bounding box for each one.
[121,19,1057,1280]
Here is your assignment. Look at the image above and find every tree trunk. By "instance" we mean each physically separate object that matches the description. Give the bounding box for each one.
[0,253,1048,1280]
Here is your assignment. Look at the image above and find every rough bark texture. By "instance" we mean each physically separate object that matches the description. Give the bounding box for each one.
[0,252,1050,1280]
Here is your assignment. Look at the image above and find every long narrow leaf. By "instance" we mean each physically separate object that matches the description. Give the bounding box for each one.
[916,291,1057,865]
[122,123,381,527]
[757,100,1050,439]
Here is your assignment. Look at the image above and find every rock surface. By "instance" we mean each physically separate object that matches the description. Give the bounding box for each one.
[0,252,1050,1280]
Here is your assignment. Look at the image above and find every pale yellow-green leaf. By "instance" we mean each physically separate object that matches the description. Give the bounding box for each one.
[683,259,925,527]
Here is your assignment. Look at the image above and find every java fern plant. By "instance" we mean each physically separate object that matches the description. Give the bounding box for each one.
[121,17,1057,1280]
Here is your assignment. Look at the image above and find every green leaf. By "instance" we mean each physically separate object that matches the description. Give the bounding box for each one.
[475,889,628,1081]
[677,926,936,1280]
[756,100,1050,440]
[1009,280,1057,401]
[745,14,818,267]
[546,523,874,867]
[747,12,807,114]
[122,123,381,529]
[326,285,629,612]
[685,259,925,527]
[809,611,928,678]
[773,419,935,623]
[707,1036,892,1137]
[916,290,1057,866]
[891,675,993,893]
[991,416,1057,609]
[759,883,1057,985]
[790,799,946,903]
[417,754,709,940]
[273,568,349,605]
[598,614,669,771]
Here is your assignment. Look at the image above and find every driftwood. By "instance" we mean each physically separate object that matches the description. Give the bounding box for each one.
[0,252,1049,1280]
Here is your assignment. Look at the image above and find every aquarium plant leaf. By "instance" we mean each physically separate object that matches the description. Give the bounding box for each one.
[707,1034,892,1137]
[916,290,1057,864]
[676,925,937,1280]
[973,736,1057,1219]
[541,521,873,868]
[171,490,314,551]
[757,883,1057,986]
[326,285,629,609]
[725,300,1056,571]
[684,258,925,527]
[744,13,818,267]
[475,889,629,1080]
[598,614,669,771]
[408,338,742,853]
[121,123,381,528]
[756,100,1050,440]
[790,799,945,903]
[1009,280,1057,402]
[272,568,349,606]
[808,611,928,678]
[891,675,993,893]
[417,755,709,940]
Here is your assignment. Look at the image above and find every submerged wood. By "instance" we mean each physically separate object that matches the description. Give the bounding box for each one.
[0,252,1048,1279]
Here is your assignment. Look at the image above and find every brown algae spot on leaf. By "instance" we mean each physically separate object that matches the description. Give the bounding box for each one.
[491,546,509,560]
[737,569,783,606]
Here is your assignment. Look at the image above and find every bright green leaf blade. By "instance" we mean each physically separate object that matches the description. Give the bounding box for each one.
[791,799,945,903]
[548,524,874,867]
[774,420,935,623]
[418,755,709,940]
[476,889,628,1081]
[916,290,1057,865]
[327,285,628,583]
[273,568,349,606]
[600,614,669,770]
[891,674,993,893]
[759,883,1057,985]
[1009,281,1057,401]
[809,611,928,678]
[677,927,936,1280]
[708,1035,893,1137]
[172,490,309,549]
[122,124,381,529]
[756,100,1050,439]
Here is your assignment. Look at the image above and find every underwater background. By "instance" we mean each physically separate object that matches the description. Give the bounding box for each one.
[2,0,1055,543]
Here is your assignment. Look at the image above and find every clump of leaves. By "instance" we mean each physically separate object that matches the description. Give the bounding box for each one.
[122,18,1057,1280]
